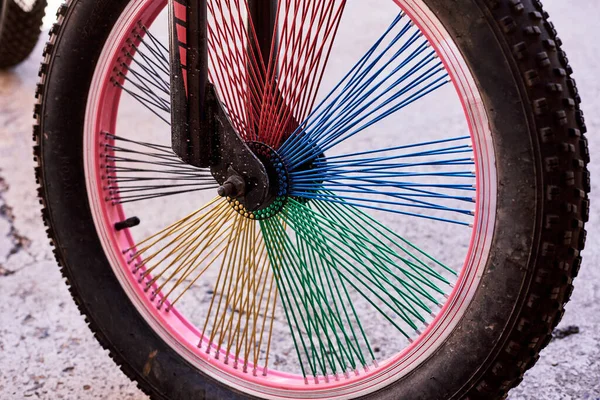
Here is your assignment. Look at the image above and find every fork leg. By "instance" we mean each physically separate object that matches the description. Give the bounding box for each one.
[168,0,270,207]
[169,0,210,167]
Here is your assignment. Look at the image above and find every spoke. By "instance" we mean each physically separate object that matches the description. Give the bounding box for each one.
[287,136,475,225]
[112,26,172,125]
[114,2,347,143]
[102,133,218,204]
[126,199,279,374]
[258,1,347,149]
[115,18,254,132]
[106,2,477,380]
[260,198,455,379]
[205,0,268,139]
[278,12,449,170]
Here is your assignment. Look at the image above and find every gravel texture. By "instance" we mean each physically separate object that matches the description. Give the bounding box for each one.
[0,0,598,399]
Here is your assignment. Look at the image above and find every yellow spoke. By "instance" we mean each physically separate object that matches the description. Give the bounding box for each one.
[129,196,279,374]
[129,197,221,256]
[204,214,247,352]
[160,228,235,308]
[147,206,235,289]
[133,199,227,273]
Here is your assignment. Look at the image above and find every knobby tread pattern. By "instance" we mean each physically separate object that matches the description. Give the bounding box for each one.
[0,0,46,68]
[464,0,589,398]
[32,1,589,400]
[33,2,163,400]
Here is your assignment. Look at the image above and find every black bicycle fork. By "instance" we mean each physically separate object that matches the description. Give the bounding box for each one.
[168,0,277,210]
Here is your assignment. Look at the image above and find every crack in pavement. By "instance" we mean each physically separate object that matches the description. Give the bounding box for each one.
[0,170,33,273]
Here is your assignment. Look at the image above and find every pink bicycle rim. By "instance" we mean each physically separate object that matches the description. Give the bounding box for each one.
[83,1,497,398]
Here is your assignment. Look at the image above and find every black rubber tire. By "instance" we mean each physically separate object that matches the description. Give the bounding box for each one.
[33,0,589,399]
[0,0,46,68]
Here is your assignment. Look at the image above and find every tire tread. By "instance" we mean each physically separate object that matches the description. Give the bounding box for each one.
[33,1,589,399]
[465,0,589,398]
[0,0,46,68]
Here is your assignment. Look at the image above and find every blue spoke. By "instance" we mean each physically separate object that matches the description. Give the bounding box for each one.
[278,13,407,155]
[299,186,473,214]
[278,11,451,170]
[286,61,447,167]
[297,196,472,226]
[285,127,476,224]
[295,185,474,202]
[293,185,475,203]
[292,170,475,181]
[324,136,470,160]
[292,191,473,216]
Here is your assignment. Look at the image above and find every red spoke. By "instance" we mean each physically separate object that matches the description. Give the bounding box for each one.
[174,0,345,145]
[270,1,344,147]
[255,0,346,148]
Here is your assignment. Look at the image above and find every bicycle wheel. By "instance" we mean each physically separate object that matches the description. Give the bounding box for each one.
[0,0,46,68]
[34,0,589,399]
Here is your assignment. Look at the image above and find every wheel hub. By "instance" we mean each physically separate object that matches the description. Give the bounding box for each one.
[224,142,289,220]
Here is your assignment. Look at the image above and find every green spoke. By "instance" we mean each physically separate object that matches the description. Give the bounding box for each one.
[289,200,448,304]
[284,203,428,328]
[260,197,456,378]
[261,220,321,378]
[262,218,365,378]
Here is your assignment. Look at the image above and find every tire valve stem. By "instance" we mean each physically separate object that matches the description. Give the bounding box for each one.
[115,217,141,231]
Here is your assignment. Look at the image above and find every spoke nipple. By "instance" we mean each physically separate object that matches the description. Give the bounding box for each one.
[354,369,360,376]
[314,376,319,384]
[324,374,330,383]
[373,360,379,368]
[304,377,309,385]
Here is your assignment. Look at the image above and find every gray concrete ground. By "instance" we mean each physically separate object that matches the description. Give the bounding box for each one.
[0,1,599,399]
